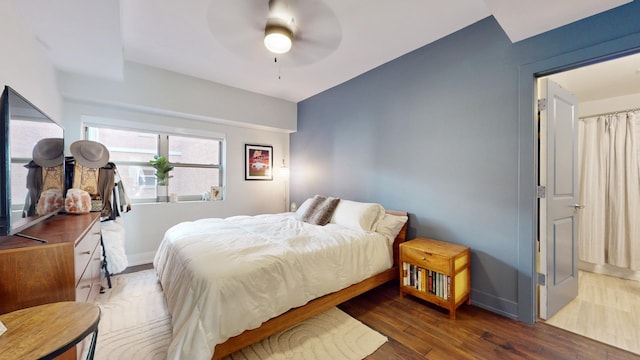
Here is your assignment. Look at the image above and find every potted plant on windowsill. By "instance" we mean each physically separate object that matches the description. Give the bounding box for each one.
[150,155,174,201]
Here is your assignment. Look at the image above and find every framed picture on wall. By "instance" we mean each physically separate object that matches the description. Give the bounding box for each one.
[245,144,273,180]
[210,186,222,200]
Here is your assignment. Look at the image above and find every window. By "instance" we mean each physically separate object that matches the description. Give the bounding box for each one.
[85,125,223,202]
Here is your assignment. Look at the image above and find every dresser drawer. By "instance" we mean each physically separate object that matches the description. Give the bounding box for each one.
[76,248,102,302]
[401,246,450,273]
[87,247,102,302]
[0,212,101,318]
[74,221,101,286]
[76,271,93,302]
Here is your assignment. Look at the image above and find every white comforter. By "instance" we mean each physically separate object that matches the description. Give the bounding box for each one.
[153,213,393,360]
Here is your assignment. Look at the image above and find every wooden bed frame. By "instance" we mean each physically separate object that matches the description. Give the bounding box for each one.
[212,210,409,359]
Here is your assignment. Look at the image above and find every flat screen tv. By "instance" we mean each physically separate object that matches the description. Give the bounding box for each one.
[0,86,64,237]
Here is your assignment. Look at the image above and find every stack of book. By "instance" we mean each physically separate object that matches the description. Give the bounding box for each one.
[402,262,450,300]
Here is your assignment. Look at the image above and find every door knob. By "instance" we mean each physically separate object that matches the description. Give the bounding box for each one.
[572,203,585,210]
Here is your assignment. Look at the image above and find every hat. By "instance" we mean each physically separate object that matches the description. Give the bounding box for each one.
[32,138,64,167]
[70,140,109,168]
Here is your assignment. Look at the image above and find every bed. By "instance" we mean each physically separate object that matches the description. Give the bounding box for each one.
[153,196,408,360]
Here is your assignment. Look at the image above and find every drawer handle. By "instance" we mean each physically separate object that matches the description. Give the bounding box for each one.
[80,251,91,255]
[421,257,426,260]
[93,257,101,261]
[79,284,91,289]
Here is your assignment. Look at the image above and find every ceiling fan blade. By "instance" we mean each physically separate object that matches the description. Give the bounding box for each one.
[207,0,267,57]
[282,41,332,66]
[207,0,342,67]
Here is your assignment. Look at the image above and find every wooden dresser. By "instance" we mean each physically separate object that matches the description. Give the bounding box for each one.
[0,212,102,315]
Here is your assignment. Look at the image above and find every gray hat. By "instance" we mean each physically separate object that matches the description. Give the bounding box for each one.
[33,138,64,167]
[70,140,109,168]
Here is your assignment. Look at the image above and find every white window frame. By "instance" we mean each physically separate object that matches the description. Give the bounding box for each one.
[81,116,225,203]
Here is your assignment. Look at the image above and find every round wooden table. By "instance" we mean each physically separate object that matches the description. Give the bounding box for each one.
[0,301,100,360]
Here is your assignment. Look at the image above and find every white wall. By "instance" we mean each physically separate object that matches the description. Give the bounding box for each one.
[579,92,640,117]
[0,0,61,121]
[58,61,297,132]
[59,63,296,266]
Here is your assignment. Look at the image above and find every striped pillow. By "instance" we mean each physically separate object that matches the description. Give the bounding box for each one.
[297,195,341,226]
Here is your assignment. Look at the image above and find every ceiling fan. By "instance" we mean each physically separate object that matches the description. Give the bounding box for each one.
[207,0,342,67]
[263,0,297,54]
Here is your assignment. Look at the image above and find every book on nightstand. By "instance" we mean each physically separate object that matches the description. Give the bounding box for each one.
[399,238,471,319]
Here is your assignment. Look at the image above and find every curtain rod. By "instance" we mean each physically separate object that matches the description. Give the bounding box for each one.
[580,107,640,119]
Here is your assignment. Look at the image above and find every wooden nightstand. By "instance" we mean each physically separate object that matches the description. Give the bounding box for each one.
[399,238,471,319]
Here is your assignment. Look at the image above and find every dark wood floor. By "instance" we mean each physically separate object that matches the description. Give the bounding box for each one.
[122,265,638,359]
[338,281,639,360]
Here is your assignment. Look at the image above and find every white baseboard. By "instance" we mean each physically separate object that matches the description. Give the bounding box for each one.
[580,260,640,281]
[127,251,156,267]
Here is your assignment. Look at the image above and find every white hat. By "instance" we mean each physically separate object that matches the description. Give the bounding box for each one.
[32,138,64,167]
[70,140,109,168]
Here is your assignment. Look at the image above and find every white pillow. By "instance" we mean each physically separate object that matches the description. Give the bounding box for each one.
[375,213,408,243]
[330,199,385,231]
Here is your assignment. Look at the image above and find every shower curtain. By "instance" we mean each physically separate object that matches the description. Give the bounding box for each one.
[578,111,640,271]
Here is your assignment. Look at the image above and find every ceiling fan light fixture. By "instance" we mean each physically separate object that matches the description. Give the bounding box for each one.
[264,24,293,54]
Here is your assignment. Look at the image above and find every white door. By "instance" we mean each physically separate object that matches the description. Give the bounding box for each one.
[538,78,581,320]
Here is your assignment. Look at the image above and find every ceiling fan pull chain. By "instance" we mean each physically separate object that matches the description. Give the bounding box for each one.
[274,57,282,80]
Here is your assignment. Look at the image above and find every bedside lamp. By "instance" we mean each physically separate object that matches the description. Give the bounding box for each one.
[278,159,289,211]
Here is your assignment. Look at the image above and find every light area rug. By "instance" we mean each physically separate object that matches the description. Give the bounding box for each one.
[84,269,387,360]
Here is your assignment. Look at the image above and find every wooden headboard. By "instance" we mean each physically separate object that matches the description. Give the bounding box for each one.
[386,210,408,268]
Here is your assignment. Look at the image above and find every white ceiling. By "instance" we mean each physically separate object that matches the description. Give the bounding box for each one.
[12,0,632,103]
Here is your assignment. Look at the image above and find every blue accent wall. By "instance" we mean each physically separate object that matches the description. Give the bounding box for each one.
[291,3,640,323]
